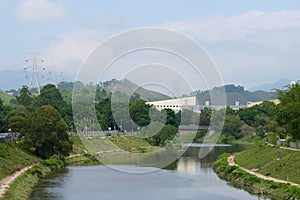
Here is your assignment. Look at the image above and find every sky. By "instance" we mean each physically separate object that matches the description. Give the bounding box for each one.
[0,0,300,92]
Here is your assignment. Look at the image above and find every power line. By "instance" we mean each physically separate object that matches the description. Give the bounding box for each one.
[24,54,45,94]
[48,71,63,88]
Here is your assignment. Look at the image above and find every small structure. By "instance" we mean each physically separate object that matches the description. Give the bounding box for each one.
[0,132,20,141]
[277,139,287,146]
[146,96,196,113]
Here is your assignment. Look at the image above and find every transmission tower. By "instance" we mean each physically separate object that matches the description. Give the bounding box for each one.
[24,54,45,94]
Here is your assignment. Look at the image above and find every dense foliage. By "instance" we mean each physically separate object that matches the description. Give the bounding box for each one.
[24,105,73,159]
[0,80,299,160]
[276,84,300,139]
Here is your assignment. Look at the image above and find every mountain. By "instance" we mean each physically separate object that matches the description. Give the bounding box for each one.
[58,79,171,102]
[249,79,293,92]
[194,84,277,106]
[102,79,170,101]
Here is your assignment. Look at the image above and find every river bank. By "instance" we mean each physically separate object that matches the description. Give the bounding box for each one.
[213,146,300,199]
[0,135,162,199]
[1,160,64,199]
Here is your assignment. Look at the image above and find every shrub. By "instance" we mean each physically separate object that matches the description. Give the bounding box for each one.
[41,159,64,169]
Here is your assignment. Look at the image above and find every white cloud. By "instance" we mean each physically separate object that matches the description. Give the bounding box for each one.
[16,0,67,22]
[41,29,109,74]
[165,10,300,43]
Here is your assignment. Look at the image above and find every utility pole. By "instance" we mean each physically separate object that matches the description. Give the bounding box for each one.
[24,54,45,94]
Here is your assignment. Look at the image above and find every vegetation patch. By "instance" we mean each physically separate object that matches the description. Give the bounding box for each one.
[108,135,159,152]
[2,160,64,200]
[235,144,300,184]
[213,153,300,200]
[0,142,38,180]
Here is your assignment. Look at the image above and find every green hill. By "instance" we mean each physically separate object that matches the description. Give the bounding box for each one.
[194,84,277,105]
[0,91,14,105]
[102,79,170,101]
[58,79,170,102]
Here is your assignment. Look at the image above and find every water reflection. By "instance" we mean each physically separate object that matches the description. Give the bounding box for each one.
[30,144,260,200]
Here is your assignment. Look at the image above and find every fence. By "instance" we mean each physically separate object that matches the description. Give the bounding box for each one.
[276,140,300,149]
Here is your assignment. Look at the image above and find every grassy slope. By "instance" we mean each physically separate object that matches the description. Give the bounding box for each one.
[0,142,38,180]
[108,135,159,152]
[2,165,52,200]
[0,91,14,105]
[67,136,159,165]
[235,144,300,184]
[70,136,86,155]
[213,153,300,200]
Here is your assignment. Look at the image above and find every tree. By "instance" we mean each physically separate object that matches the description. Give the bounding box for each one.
[33,84,66,113]
[7,107,28,134]
[165,109,180,128]
[0,97,3,111]
[24,105,73,159]
[276,84,300,139]
[147,124,178,146]
[95,98,117,131]
[222,114,244,139]
[16,86,33,108]
[199,107,211,126]
[238,101,276,127]
[129,99,151,127]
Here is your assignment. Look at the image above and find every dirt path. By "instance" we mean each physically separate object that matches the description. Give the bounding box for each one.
[228,155,300,187]
[0,165,35,198]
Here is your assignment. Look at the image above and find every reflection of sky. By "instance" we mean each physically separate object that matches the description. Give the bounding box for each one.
[30,165,260,200]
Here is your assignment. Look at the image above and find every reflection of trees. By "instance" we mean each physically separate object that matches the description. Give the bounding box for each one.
[181,145,248,168]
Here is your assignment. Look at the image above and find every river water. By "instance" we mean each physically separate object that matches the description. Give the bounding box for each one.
[30,144,261,200]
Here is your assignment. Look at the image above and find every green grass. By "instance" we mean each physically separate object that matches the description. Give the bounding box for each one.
[108,135,159,152]
[235,145,281,169]
[66,155,101,166]
[2,163,63,200]
[235,144,300,184]
[70,136,87,155]
[2,169,40,200]
[258,150,300,184]
[213,153,300,200]
[0,142,38,180]
[176,132,196,143]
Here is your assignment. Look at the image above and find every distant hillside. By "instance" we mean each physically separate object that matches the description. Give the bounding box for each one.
[102,79,170,101]
[58,79,170,102]
[194,84,277,106]
[249,78,292,92]
[0,90,14,105]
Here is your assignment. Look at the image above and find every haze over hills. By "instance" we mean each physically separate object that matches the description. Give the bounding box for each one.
[249,78,293,92]
[57,79,171,102]
[0,77,282,106]
[192,84,277,106]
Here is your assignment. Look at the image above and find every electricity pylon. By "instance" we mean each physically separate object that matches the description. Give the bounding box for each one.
[24,54,45,94]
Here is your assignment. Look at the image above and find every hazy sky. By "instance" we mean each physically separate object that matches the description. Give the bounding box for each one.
[1,0,300,91]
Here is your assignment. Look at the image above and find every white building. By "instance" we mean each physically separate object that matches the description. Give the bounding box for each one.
[146,96,196,112]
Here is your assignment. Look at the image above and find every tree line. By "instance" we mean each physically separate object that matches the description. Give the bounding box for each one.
[1,82,299,159]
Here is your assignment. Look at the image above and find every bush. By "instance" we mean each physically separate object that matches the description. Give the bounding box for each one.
[30,166,43,177]
[41,159,64,169]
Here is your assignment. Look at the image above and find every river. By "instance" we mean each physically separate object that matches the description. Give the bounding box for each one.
[30,144,262,200]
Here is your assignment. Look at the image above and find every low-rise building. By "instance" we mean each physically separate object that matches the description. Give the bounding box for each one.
[146,96,196,112]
